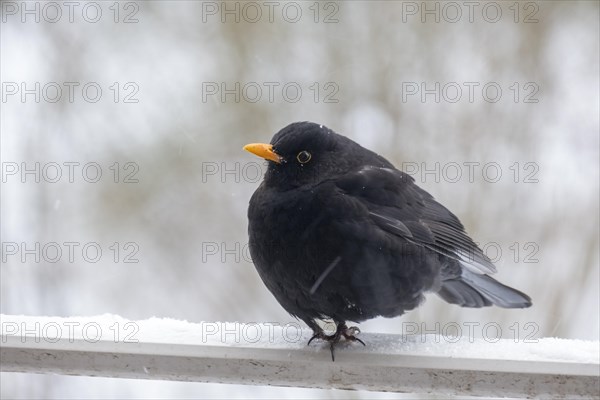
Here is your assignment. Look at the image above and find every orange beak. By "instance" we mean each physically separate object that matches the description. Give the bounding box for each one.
[243,143,282,164]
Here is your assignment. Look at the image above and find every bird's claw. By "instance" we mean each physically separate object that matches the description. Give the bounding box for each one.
[307,331,334,346]
[307,323,365,361]
[342,326,366,346]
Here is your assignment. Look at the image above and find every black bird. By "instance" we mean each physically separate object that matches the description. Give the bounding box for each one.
[244,122,531,360]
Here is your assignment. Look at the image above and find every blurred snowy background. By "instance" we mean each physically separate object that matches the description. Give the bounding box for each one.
[1,1,598,398]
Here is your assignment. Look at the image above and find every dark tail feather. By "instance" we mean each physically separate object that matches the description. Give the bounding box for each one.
[438,269,532,309]
[437,279,492,307]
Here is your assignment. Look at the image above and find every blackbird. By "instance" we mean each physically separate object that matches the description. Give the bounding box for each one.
[244,121,531,360]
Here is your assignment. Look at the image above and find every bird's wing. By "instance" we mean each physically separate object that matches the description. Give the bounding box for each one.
[333,165,497,275]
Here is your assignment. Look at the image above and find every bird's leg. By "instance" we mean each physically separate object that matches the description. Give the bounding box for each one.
[305,319,329,348]
[307,321,365,361]
[306,319,331,346]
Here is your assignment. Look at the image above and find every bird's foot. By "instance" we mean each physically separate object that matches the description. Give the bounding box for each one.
[307,323,365,361]
[341,325,366,346]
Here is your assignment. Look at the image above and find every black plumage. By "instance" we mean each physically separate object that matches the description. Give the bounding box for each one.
[244,122,531,360]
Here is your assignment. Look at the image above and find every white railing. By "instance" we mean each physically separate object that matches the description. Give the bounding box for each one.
[1,315,598,399]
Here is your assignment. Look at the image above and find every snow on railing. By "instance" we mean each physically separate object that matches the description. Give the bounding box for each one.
[1,314,598,399]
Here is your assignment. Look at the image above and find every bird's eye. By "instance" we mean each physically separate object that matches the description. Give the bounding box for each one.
[296,151,312,164]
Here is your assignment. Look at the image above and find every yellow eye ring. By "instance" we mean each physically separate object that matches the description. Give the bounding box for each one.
[296,151,312,164]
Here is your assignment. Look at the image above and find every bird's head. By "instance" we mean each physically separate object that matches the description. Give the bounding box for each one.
[244,122,388,190]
